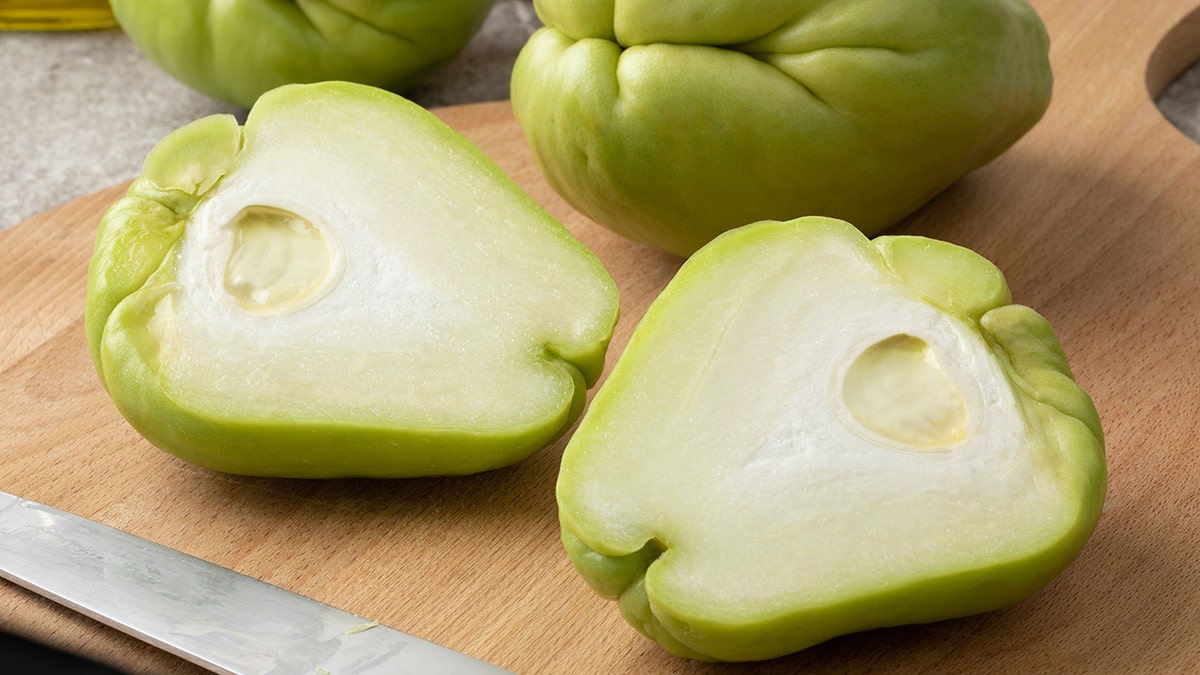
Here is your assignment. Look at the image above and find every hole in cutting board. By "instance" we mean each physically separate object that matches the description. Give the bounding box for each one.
[1151,5,1200,140]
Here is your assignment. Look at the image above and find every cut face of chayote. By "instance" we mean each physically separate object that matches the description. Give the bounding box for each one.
[557,217,1105,661]
[511,0,1053,256]
[111,0,496,109]
[86,81,619,478]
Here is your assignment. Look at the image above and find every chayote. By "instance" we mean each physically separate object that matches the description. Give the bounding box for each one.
[557,216,1106,661]
[86,81,619,477]
[511,0,1054,256]
[111,0,497,108]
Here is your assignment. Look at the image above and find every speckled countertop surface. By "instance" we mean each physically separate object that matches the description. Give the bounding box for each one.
[2,1,1199,234]
[0,0,540,233]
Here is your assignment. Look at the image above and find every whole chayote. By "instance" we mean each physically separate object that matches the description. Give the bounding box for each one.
[511,0,1053,256]
[112,0,496,109]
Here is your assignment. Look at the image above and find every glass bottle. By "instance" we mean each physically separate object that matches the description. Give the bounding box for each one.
[0,0,116,31]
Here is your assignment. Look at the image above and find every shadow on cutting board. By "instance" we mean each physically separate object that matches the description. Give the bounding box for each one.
[0,630,127,674]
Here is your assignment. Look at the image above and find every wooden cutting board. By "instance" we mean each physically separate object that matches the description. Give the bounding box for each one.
[4,0,1200,671]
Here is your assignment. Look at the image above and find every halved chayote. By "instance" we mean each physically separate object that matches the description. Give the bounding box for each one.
[87,81,619,478]
[558,216,1105,661]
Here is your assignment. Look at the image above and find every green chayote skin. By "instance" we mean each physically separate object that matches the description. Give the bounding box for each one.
[557,217,1105,661]
[112,0,496,108]
[511,0,1053,256]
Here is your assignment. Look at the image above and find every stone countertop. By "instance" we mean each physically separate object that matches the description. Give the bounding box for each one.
[0,0,541,233]
[3,3,1200,234]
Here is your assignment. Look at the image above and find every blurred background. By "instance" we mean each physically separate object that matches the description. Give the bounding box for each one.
[0,0,540,233]
[4,0,1200,234]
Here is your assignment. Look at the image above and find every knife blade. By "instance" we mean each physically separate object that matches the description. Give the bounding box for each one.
[0,490,512,674]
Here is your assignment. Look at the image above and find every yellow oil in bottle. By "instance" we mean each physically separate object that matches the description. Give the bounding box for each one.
[0,0,116,30]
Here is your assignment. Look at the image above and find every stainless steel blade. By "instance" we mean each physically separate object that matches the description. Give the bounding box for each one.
[0,490,511,674]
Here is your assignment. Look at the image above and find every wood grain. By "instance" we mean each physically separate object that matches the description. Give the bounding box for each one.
[4,0,1200,671]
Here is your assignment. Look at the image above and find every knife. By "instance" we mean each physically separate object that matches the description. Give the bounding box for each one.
[0,490,512,674]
